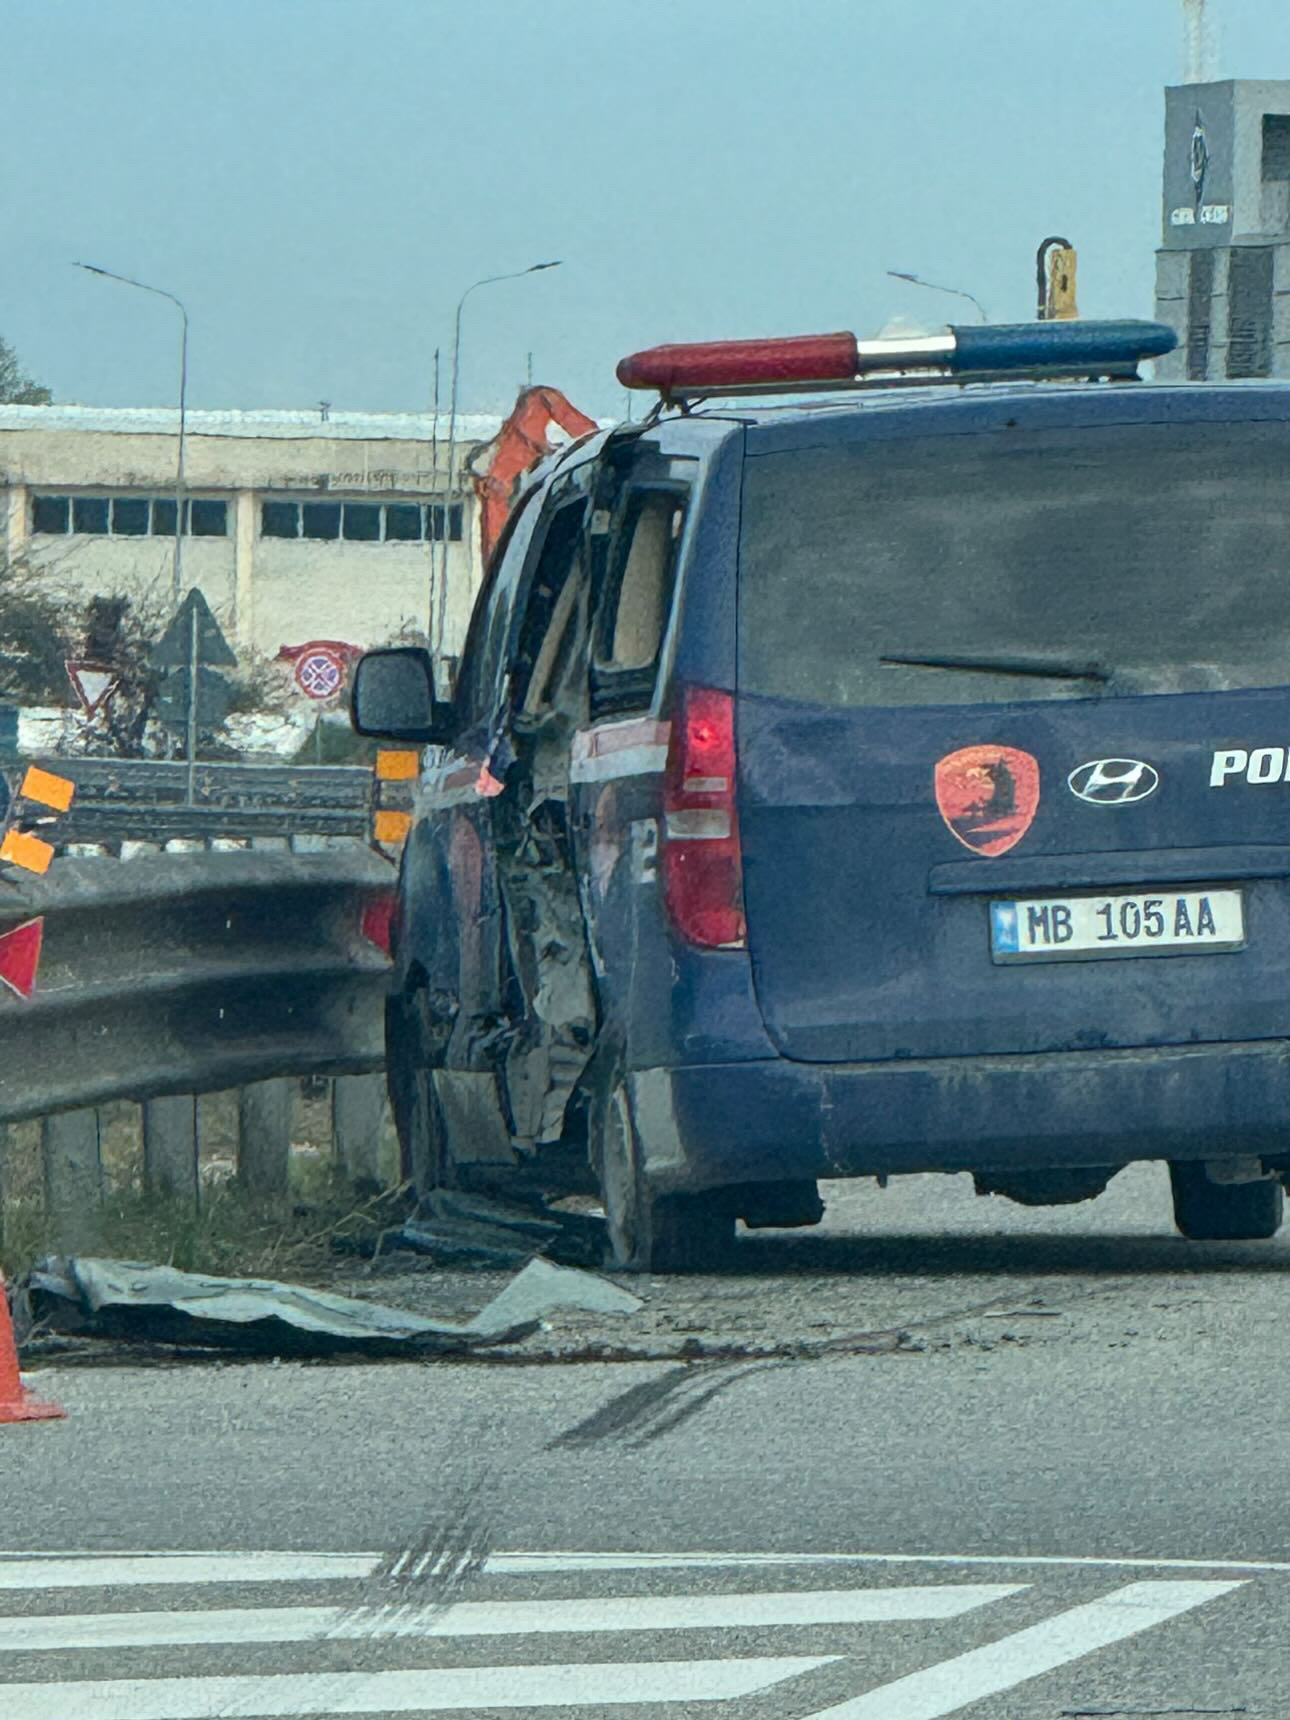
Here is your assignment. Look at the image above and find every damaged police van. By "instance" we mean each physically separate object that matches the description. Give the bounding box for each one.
[353,317,1290,1269]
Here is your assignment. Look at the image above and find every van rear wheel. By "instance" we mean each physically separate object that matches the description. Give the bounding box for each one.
[594,1076,733,1273]
[1168,1161,1283,1240]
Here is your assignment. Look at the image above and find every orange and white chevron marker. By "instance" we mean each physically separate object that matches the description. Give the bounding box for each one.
[376,749,419,781]
[18,766,75,813]
[0,766,76,875]
[0,830,54,876]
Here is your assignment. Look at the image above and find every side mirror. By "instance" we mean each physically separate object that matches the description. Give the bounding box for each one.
[350,647,456,743]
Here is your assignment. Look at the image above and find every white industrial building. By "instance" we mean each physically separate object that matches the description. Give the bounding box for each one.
[0,404,503,674]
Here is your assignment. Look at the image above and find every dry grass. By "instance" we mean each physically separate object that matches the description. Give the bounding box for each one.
[0,1081,403,1285]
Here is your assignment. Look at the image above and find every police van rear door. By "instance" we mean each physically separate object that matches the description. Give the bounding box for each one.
[734,397,1290,1063]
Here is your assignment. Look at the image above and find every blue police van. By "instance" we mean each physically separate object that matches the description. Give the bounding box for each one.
[352,317,1290,1268]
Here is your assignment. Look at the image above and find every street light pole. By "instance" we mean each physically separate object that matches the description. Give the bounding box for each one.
[74,263,189,604]
[437,260,561,655]
[886,269,989,324]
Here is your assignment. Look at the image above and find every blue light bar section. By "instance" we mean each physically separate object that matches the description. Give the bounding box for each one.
[948,319,1177,373]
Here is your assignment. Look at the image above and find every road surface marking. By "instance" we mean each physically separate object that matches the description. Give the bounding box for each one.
[0,1553,375,1590]
[4,1547,1288,1589]
[0,1655,837,1718]
[0,1583,1023,1652]
[800,1579,1244,1719]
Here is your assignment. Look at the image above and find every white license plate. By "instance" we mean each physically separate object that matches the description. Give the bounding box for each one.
[990,889,1245,962]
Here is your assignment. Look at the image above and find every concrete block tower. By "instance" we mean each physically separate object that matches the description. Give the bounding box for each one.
[1154,79,1290,380]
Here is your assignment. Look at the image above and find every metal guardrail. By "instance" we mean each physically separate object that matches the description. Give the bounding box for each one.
[0,845,395,1125]
[26,759,376,848]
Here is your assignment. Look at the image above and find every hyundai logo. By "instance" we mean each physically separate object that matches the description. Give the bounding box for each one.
[1067,758,1160,805]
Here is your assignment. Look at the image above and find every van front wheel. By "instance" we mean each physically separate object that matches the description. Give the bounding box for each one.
[593,1076,732,1273]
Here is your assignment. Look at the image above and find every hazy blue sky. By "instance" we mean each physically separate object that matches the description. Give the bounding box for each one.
[5,0,1290,419]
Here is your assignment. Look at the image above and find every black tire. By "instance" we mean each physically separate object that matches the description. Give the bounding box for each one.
[385,992,451,1196]
[592,1073,733,1272]
[1169,1161,1284,1241]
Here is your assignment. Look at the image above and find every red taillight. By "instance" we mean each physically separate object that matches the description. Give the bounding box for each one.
[662,686,746,949]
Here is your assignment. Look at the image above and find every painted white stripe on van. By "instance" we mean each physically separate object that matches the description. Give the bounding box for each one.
[0,1657,836,1719]
[571,718,671,783]
[572,717,669,759]
[570,744,668,783]
[0,1585,1023,1653]
[801,1580,1243,1719]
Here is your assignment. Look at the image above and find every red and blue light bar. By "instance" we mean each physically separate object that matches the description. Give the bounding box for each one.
[616,320,1178,399]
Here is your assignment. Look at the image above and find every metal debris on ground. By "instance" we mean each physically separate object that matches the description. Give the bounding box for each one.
[25,1254,640,1358]
[396,1190,562,1268]
[336,1188,608,1270]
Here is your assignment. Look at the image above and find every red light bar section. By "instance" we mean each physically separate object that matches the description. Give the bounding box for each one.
[617,332,859,393]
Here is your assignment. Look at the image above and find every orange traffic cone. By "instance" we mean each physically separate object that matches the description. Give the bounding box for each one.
[0,1271,63,1424]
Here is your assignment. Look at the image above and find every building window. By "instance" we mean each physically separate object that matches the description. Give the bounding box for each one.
[384,503,422,541]
[31,495,68,534]
[429,502,464,542]
[1264,113,1290,181]
[257,496,466,543]
[71,496,110,534]
[302,502,341,540]
[342,502,381,541]
[261,500,299,538]
[30,493,228,537]
[111,497,149,536]
[189,499,228,537]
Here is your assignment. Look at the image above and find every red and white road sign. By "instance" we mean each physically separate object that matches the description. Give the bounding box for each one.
[294,647,346,700]
[65,661,119,716]
[276,639,362,703]
[277,639,362,701]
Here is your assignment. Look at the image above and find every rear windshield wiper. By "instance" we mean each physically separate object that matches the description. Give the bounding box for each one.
[879,651,1110,683]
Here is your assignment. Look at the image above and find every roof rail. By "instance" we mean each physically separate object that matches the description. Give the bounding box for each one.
[616,320,1178,403]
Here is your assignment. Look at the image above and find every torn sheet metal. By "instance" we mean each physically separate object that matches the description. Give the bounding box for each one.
[460,1255,641,1325]
[27,1254,640,1356]
[395,1221,543,1269]
[390,1190,608,1271]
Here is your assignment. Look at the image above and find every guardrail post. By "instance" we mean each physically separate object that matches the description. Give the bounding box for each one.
[142,1095,199,1204]
[237,1079,291,1198]
[332,1074,387,1186]
[41,1109,103,1247]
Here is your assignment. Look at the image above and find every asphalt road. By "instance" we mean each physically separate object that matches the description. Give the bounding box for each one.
[5,1161,1290,1716]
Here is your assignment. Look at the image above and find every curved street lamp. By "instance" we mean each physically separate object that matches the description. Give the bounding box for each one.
[74,262,190,603]
[436,261,562,647]
[886,269,988,324]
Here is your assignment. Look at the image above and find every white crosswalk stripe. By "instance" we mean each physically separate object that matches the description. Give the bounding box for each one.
[0,1658,841,1718]
[800,1580,1246,1719]
[0,1583,1024,1653]
[0,1550,1245,1719]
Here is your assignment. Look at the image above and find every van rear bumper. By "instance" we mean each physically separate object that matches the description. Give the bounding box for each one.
[637,1039,1290,1191]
